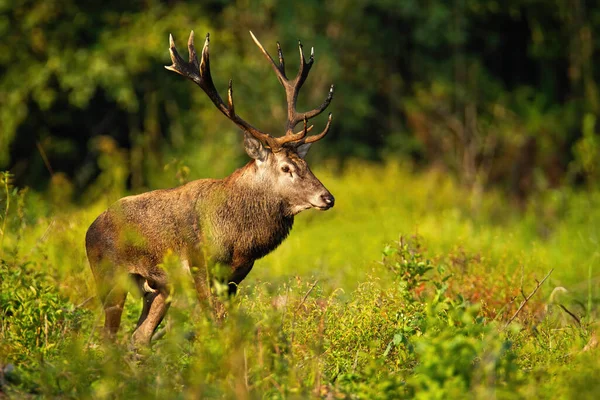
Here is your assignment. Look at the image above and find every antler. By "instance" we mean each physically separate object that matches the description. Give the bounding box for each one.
[249,31,334,145]
[166,31,333,151]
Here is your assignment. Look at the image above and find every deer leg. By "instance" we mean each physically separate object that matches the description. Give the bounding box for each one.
[191,270,226,322]
[131,288,170,347]
[131,274,158,329]
[188,251,219,315]
[102,287,128,340]
[227,261,254,296]
[189,250,245,322]
[192,261,254,322]
[135,291,156,330]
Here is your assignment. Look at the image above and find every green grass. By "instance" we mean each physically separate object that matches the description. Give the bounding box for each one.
[263,161,599,294]
[1,162,599,398]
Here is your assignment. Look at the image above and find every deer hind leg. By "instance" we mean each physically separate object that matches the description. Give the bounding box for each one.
[89,256,127,340]
[102,286,128,340]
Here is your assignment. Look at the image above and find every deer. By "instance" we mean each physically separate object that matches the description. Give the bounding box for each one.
[85,30,335,347]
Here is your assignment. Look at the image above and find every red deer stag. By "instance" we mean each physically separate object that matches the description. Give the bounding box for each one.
[85,30,335,346]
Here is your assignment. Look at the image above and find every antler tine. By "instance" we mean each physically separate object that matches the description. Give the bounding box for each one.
[292,84,334,126]
[292,40,314,94]
[187,30,200,69]
[295,124,314,134]
[227,79,235,115]
[276,113,332,148]
[300,116,309,138]
[166,33,196,81]
[271,116,310,147]
[226,76,279,149]
[250,31,287,83]
[296,40,306,78]
[302,113,333,145]
[276,42,285,71]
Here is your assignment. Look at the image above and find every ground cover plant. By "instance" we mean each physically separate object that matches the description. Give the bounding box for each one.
[1,162,599,399]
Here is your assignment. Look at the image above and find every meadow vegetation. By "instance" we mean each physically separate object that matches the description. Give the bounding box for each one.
[1,159,599,399]
[2,1,600,398]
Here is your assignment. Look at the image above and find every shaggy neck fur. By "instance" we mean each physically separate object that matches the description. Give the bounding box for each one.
[206,162,294,263]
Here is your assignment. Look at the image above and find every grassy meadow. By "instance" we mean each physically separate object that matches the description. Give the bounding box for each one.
[1,160,600,399]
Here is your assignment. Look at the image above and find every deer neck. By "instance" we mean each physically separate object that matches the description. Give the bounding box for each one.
[203,162,294,262]
[223,161,292,220]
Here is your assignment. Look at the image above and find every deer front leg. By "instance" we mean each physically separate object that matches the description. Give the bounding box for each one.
[131,286,171,347]
[191,262,227,323]
[228,261,254,296]
[189,255,253,323]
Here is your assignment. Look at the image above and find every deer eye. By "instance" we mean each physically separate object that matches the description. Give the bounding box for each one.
[281,165,290,174]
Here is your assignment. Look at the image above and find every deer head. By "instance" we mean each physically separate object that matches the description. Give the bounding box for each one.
[165,31,335,214]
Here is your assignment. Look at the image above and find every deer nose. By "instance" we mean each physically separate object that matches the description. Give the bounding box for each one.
[321,193,335,209]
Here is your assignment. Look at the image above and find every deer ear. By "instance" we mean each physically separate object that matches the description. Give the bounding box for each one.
[244,132,270,162]
[296,143,312,159]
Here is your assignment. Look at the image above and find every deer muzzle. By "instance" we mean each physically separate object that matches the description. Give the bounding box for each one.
[313,191,335,210]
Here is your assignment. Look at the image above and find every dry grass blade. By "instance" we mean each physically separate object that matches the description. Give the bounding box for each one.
[296,279,319,312]
[503,269,554,331]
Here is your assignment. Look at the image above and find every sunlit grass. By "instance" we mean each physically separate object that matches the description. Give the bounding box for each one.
[256,161,599,299]
[2,160,600,398]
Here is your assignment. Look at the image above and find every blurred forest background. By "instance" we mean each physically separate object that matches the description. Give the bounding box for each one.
[1,0,598,201]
